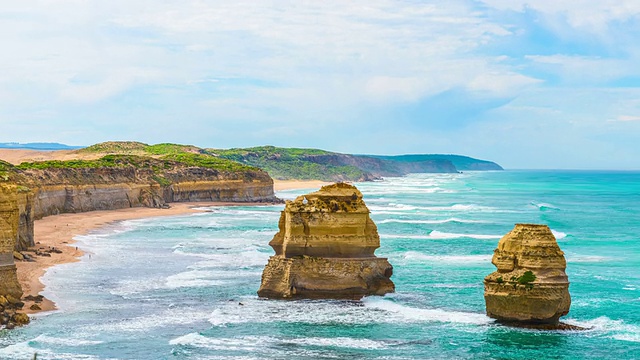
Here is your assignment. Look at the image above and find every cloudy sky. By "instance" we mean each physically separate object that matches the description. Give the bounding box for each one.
[2,1,639,169]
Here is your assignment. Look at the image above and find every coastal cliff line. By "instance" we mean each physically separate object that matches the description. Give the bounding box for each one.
[2,155,277,252]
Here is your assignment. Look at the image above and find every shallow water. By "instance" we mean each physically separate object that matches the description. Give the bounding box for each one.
[1,170,639,359]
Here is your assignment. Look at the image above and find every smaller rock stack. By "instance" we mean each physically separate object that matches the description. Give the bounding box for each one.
[484,224,571,327]
[258,183,394,299]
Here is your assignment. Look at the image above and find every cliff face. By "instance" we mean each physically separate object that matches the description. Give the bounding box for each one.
[10,161,276,251]
[0,184,25,299]
[258,183,394,299]
[484,224,571,325]
[20,166,275,220]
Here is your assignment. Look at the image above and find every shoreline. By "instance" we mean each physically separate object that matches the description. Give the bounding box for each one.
[15,201,277,315]
[15,179,327,315]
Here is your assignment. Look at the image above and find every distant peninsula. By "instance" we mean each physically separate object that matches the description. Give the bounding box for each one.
[213,146,502,181]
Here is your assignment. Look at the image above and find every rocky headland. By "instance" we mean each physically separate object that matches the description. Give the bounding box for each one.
[484,224,579,329]
[258,183,394,299]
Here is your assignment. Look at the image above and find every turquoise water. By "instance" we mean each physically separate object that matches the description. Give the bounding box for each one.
[1,170,639,359]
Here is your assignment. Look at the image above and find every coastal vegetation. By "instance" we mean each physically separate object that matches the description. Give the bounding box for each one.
[211,145,502,181]
[211,146,369,181]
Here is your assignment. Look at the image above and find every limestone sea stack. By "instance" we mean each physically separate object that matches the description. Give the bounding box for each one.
[484,224,571,326]
[258,183,394,299]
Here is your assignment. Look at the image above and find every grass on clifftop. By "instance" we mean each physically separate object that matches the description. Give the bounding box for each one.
[16,154,255,172]
[80,141,148,153]
[160,153,256,171]
[0,160,14,180]
[209,146,367,181]
[72,142,255,172]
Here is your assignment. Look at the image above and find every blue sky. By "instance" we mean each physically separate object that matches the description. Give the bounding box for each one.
[1,1,639,169]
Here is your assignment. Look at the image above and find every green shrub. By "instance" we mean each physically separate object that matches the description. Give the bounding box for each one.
[516,271,536,285]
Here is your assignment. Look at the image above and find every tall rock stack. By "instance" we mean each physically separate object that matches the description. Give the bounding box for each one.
[0,184,25,299]
[258,183,394,299]
[484,224,571,327]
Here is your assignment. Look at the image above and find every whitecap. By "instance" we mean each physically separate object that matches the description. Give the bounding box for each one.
[87,308,211,333]
[169,333,266,351]
[531,201,560,210]
[0,341,102,360]
[568,255,612,263]
[551,229,567,239]
[362,297,492,325]
[564,316,640,343]
[173,249,269,267]
[400,252,492,263]
[169,333,386,351]
[33,335,104,346]
[381,231,501,240]
[379,218,487,225]
[207,297,492,327]
[165,270,229,288]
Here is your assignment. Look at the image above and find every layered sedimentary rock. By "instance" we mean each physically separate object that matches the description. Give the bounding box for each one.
[484,224,571,325]
[258,183,394,299]
[0,184,25,299]
[10,162,277,251]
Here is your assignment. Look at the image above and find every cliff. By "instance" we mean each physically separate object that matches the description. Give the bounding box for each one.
[0,184,24,299]
[4,155,277,251]
[484,224,571,327]
[258,183,394,299]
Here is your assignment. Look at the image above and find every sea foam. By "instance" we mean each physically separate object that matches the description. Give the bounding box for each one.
[379,218,488,225]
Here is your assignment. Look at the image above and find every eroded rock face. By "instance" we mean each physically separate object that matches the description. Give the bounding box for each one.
[0,184,25,300]
[484,224,571,325]
[258,183,394,299]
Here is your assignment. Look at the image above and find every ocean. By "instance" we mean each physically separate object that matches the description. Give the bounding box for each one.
[1,170,639,359]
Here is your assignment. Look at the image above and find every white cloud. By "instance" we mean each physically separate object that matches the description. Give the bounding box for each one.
[480,0,640,31]
[616,115,640,122]
[525,55,639,84]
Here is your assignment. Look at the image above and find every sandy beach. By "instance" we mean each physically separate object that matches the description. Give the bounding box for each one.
[15,180,328,315]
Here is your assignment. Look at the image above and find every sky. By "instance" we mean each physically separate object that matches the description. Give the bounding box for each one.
[1,1,639,169]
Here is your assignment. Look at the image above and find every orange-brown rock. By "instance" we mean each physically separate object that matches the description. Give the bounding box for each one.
[484,224,571,325]
[258,183,394,299]
[0,184,25,300]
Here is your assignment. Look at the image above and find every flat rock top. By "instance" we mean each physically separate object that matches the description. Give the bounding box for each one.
[287,183,368,213]
[307,183,363,199]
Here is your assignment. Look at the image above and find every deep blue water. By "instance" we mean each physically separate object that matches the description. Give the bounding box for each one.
[1,170,639,359]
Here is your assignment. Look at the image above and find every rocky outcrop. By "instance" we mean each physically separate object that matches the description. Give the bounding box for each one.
[0,295,29,329]
[0,184,25,300]
[258,183,394,299]
[484,224,571,326]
